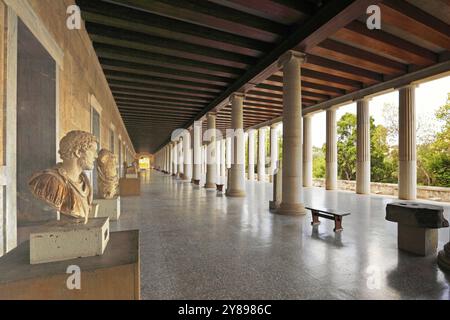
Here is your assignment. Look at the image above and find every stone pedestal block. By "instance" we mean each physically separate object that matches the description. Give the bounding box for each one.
[94,198,121,221]
[0,231,140,300]
[119,178,141,197]
[269,168,282,211]
[398,224,438,256]
[30,218,110,264]
[386,202,448,256]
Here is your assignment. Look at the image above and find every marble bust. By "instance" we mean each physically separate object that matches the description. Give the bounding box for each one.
[28,130,98,224]
[96,149,119,199]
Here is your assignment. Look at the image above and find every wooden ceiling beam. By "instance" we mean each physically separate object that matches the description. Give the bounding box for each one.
[380,0,450,51]
[113,95,206,108]
[109,0,286,42]
[109,86,213,103]
[94,43,243,78]
[77,0,271,55]
[105,70,225,93]
[101,58,232,86]
[311,39,407,75]
[86,22,255,68]
[334,21,437,66]
[107,79,218,98]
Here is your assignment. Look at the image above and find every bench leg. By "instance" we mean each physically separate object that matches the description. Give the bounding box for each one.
[311,211,321,226]
[334,216,343,232]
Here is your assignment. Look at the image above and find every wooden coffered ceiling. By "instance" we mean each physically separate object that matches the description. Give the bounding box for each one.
[76,0,450,153]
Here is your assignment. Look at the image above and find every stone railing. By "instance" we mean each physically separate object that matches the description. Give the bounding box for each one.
[312,179,450,203]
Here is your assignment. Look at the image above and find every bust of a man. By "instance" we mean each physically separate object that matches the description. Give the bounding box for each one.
[97,149,119,200]
[28,130,98,224]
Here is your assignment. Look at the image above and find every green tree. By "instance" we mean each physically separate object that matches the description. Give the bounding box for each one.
[337,113,357,180]
[312,146,325,178]
[425,97,450,187]
[335,112,396,182]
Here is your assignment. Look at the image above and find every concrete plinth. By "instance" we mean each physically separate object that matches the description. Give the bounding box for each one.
[94,198,121,221]
[0,230,139,300]
[119,178,141,197]
[398,224,437,256]
[30,218,110,264]
[269,168,282,211]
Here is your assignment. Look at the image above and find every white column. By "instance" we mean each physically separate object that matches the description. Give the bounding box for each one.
[248,129,256,181]
[226,137,232,169]
[217,139,222,184]
[356,98,371,194]
[178,139,183,177]
[221,138,226,178]
[169,143,173,174]
[173,142,178,176]
[165,146,169,173]
[193,121,202,184]
[303,115,313,187]
[203,145,207,176]
[204,113,217,188]
[398,84,417,200]
[172,142,177,175]
[182,130,192,181]
[258,127,267,182]
[227,93,246,197]
[326,108,337,190]
[276,51,306,215]
[270,123,279,178]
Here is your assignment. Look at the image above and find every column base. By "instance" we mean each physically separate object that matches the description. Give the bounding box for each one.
[226,189,246,197]
[204,183,216,189]
[275,202,306,216]
[438,243,450,272]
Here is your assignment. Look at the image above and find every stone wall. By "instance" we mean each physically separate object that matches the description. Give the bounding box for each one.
[25,0,135,152]
[312,179,450,203]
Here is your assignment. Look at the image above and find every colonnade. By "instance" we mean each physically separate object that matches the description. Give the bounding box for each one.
[154,50,418,206]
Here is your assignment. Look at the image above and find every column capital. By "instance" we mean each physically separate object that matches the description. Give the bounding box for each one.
[229,92,245,103]
[277,50,306,69]
[207,111,217,117]
[396,83,418,91]
[353,96,372,103]
[270,122,280,129]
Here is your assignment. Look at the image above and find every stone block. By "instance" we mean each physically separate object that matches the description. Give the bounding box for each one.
[94,197,121,221]
[386,202,448,228]
[30,218,110,264]
[269,168,282,211]
[119,178,140,197]
[398,224,438,256]
[0,230,140,300]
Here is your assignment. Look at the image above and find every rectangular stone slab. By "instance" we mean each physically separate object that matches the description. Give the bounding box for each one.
[385,202,448,228]
[94,198,121,221]
[0,230,139,300]
[398,224,438,256]
[30,218,109,264]
[119,178,140,197]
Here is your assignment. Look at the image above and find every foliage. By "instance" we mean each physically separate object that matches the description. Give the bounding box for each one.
[312,95,450,187]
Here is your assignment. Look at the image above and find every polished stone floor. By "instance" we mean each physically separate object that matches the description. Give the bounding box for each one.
[112,170,450,300]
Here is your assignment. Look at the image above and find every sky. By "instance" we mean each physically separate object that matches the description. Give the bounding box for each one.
[309,75,450,148]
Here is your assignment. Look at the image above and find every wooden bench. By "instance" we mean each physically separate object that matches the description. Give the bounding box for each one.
[305,206,351,232]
